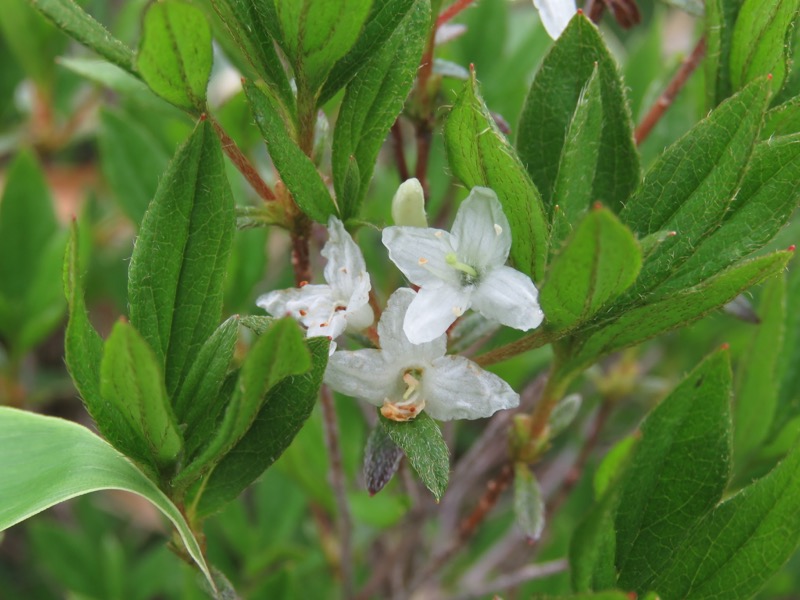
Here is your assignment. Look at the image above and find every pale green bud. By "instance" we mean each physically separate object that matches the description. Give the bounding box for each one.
[391,178,427,227]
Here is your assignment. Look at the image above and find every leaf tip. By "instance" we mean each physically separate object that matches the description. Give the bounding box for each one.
[577,8,584,15]
[720,342,730,351]
[788,244,796,252]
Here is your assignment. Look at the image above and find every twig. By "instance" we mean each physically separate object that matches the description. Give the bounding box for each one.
[473,328,560,367]
[437,0,476,27]
[412,24,438,199]
[210,117,276,201]
[320,385,355,599]
[634,36,707,146]
[456,559,569,598]
[390,120,411,182]
[290,218,313,286]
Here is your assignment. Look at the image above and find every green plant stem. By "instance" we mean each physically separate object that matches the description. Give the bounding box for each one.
[528,363,574,441]
[473,327,562,367]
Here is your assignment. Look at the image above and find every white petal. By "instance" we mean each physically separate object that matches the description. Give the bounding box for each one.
[378,288,446,361]
[472,266,544,331]
[324,349,399,405]
[323,217,369,298]
[382,226,459,287]
[344,270,373,330]
[346,301,374,333]
[423,355,520,420]
[533,0,577,40]
[391,178,428,227]
[403,284,471,345]
[257,285,331,323]
[450,187,512,270]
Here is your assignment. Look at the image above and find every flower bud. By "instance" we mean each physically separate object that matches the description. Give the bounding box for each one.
[391,178,427,227]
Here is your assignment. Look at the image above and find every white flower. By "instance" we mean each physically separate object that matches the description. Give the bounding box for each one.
[257,217,373,353]
[533,0,577,39]
[382,187,544,345]
[324,289,519,421]
[391,177,428,227]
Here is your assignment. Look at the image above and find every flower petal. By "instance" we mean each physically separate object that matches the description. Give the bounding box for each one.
[403,284,471,345]
[423,355,520,420]
[323,217,369,298]
[472,266,544,331]
[256,285,331,322]
[324,349,399,405]
[450,187,511,271]
[382,226,459,287]
[533,0,576,39]
[378,288,446,361]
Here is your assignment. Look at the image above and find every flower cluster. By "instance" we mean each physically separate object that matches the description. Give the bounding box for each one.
[257,183,544,422]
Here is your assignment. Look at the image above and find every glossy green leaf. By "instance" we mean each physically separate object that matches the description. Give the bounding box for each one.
[99,108,170,226]
[444,68,548,281]
[174,316,240,459]
[619,78,770,301]
[704,0,742,107]
[0,151,66,358]
[549,67,603,247]
[564,251,791,372]
[319,0,419,105]
[30,0,136,75]
[651,134,800,297]
[137,1,213,112]
[244,80,337,222]
[0,408,213,589]
[730,0,800,92]
[541,208,641,330]
[190,338,328,517]
[380,412,449,501]
[652,440,800,599]
[209,0,295,111]
[517,14,639,214]
[733,273,785,463]
[128,119,235,400]
[332,0,429,218]
[100,321,183,469]
[177,318,311,489]
[615,350,732,592]
[513,462,545,541]
[270,0,372,96]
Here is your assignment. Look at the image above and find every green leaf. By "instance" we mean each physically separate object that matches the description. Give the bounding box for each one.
[730,0,800,92]
[593,434,638,499]
[540,208,641,331]
[190,338,328,517]
[64,223,146,465]
[704,0,743,107]
[549,67,603,248]
[137,1,213,112]
[1,0,64,91]
[380,412,449,501]
[513,463,545,541]
[516,14,639,214]
[443,68,548,281]
[733,273,786,463]
[0,150,66,357]
[651,440,800,599]
[531,594,629,600]
[763,96,800,138]
[270,0,372,96]
[364,423,404,495]
[244,79,337,222]
[651,134,800,297]
[615,350,733,592]
[619,78,771,301]
[0,407,213,590]
[209,0,295,111]
[773,257,800,434]
[128,119,235,400]
[174,316,240,459]
[332,0,429,218]
[30,0,136,75]
[564,251,791,373]
[100,321,183,469]
[570,486,619,593]
[57,57,152,97]
[177,318,311,488]
[319,0,419,105]
[99,108,171,225]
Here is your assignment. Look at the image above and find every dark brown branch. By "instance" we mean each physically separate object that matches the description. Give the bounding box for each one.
[320,385,355,599]
[210,117,276,201]
[391,120,411,182]
[635,37,707,146]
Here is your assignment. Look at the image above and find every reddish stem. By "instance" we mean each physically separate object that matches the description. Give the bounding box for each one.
[210,117,276,201]
[437,0,476,27]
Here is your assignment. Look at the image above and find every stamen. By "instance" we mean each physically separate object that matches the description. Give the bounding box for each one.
[445,252,478,277]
